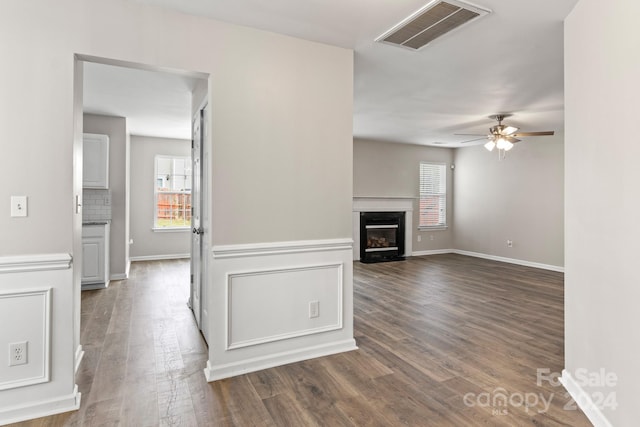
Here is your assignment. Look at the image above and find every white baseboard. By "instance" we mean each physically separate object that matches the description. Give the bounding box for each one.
[411,249,454,257]
[0,385,80,426]
[81,282,106,291]
[453,250,564,272]
[129,253,190,262]
[561,370,613,427]
[408,249,564,273]
[204,339,358,381]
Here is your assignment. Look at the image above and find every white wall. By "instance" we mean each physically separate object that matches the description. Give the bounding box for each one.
[130,135,191,259]
[0,0,354,422]
[84,114,129,279]
[453,136,564,268]
[565,1,640,425]
[353,139,454,251]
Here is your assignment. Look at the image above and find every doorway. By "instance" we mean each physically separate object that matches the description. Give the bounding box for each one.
[74,56,210,355]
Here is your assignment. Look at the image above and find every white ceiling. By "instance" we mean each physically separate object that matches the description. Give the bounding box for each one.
[83,62,203,140]
[86,0,578,145]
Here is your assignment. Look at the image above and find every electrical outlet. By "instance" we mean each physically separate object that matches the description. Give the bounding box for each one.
[10,196,28,217]
[507,240,513,248]
[309,301,319,318]
[9,341,28,366]
[417,235,421,242]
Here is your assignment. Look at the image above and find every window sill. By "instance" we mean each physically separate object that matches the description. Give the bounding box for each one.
[418,226,448,231]
[152,226,191,233]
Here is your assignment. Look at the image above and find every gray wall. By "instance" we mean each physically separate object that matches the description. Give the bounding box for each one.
[353,139,454,251]
[353,137,564,266]
[565,1,640,425]
[130,135,191,259]
[453,136,564,267]
[211,45,353,245]
[84,114,129,278]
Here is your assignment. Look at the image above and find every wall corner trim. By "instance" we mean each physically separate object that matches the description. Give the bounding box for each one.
[75,345,84,374]
[0,253,72,274]
[560,370,613,427]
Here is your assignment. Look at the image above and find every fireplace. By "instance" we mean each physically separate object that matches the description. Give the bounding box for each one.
[360,211,405,263]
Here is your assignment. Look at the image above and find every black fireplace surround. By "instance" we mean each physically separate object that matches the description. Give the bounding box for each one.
[360,211,406,263]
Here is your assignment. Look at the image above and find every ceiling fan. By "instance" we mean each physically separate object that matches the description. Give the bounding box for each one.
[457,114,554,158]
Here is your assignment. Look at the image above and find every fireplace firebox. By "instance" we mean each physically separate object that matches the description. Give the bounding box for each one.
[360,211,405,263]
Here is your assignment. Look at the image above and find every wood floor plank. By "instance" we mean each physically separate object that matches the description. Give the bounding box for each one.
[262,391,318,427]
[9,255,593,426]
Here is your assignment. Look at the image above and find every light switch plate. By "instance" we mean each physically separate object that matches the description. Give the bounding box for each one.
[11,196,27,217]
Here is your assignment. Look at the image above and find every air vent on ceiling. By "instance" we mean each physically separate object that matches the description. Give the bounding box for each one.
[376,0,490,51]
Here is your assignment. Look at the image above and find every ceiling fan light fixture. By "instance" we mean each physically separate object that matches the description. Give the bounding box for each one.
[496,137,508,150]
[458,114,555,159]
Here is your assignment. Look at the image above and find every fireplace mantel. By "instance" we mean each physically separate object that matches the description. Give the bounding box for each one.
[352,197,415,261]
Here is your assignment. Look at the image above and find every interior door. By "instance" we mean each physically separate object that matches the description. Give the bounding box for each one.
[199,102,210,341]
[190,109,203,329]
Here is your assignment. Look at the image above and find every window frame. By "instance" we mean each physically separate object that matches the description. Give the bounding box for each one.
[418,162,448,230]
[153,155,192,231]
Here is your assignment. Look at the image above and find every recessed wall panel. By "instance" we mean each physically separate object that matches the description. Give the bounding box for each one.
[0,288,51,390]
[227,263,343,349]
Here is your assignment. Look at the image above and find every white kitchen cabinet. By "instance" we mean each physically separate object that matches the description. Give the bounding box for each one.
[81,223,110,289]
[83,133,109,189]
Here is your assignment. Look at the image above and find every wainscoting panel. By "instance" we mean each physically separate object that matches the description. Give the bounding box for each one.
[206,239,357,381]
[0,288,51,390]
[0,253,80,425]
[226,263,343,349]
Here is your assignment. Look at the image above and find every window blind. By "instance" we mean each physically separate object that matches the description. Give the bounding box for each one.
[419,162,447,228]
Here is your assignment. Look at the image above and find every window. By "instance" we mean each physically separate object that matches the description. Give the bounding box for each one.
[154,156,192,229]
[419,162,447,229]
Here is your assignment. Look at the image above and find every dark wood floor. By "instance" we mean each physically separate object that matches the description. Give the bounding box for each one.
[11,255,591,426]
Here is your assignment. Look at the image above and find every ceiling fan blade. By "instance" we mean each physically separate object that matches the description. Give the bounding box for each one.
[459,136,489,144]
[503,126,519,135]
[454,133,486,136]
[513,131,555,136]
[505,136,521,143]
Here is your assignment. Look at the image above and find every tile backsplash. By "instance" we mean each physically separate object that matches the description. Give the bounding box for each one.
[83,189,112,222]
